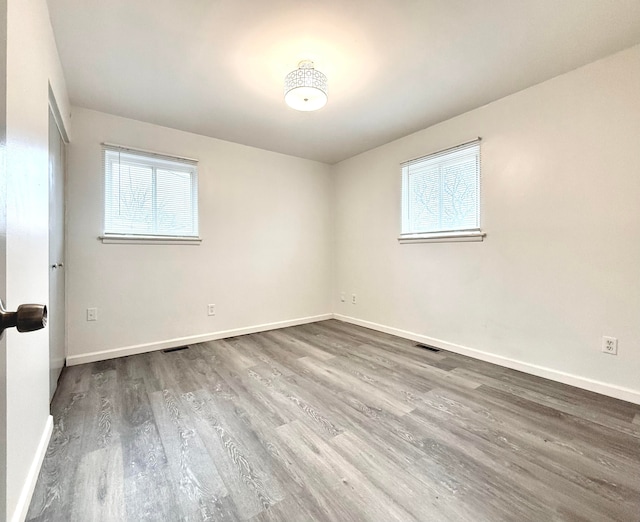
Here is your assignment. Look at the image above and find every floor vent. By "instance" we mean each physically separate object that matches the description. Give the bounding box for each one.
[163,346,189,353]
[416,343,441,353]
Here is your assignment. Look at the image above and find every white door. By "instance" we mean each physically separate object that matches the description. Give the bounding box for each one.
[2,2,65,519]
[48,108,65,400]
[0,55,7,521]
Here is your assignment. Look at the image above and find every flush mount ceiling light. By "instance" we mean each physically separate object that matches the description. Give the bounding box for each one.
[284,60,328,111]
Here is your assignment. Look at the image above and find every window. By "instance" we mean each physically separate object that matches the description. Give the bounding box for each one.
[400,139,484,242]
[102,145,199,243]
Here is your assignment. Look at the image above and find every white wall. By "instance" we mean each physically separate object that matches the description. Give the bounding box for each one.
[333,44,640,403]
[5,0,70,519]
[66,108,332,363]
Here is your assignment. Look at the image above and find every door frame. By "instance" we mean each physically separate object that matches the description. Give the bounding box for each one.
[48,85,69,143]
[47,85,69,400]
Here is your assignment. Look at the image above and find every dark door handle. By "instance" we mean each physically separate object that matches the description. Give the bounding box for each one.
[0,300,47,337]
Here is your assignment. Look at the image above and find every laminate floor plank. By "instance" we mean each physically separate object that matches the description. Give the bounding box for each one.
[310,382,430,467]
[450,382,640,498]
[310,326,480,391]
[80,369,121,455]
[196,363,303,490]
[118,377,180,522]
[276,420,417,522]
[186,345,243,400]
[117,352,164,393]
[390,406,558,521]
[420,386,640,495]
[207,347,298,429]
[262,329,337,362]
[312,321,462,369]
[296,323,450,372]
[226,334,296,377]
[28,319,640,521]
[289,327,444,396]
[284,325,370,359]
[70,445,125,522]
[248,363,345,439]
[253,359,431,468]
[211,338,263,369]
[328,430,475,522]
[149,388,232,521]
[476,385,640,463]
[297,326,482,395]
[451,353,640,422]
[52,363,92,396]
[250,483,370,522]
[145,350,192,393]
[182,389,283,520]
[224,344,355,427]
[26,391,89,521]
[326,351,432,405]
[246,494,317,522]
[450,366,640,438]
[408,400,635,521]
[186,383,289,495]
[295,355,416,415]
[309,320,417,351]
[351,342,484,391]
[243,332,317,367]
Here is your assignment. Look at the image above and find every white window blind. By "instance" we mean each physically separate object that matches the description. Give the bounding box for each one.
[401,139,481,238]
[103,145,199,238]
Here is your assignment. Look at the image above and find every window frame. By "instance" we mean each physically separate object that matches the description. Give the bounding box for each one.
[100,144,201,244]
[399,139,485,243]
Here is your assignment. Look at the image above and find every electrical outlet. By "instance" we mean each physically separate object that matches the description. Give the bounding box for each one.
[352,294,357,305]
[340,292,346,303]
[87,308,98,321]
[207,304,216,316]
[602,336,617,355]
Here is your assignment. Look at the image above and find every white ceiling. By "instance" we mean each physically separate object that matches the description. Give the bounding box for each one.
[48,0,640,164]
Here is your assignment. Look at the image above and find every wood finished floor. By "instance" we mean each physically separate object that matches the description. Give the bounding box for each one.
[27,320,640,521]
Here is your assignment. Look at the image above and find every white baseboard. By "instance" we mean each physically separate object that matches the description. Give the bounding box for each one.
[334,314,640,405]
[11,415,53,522]
[65,311,640,405]
[66,314,333,366]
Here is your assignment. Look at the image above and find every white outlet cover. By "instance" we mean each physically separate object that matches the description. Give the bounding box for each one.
[601,336,618,355]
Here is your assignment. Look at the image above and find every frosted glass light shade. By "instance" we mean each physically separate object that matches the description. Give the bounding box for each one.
[284,60,328,111]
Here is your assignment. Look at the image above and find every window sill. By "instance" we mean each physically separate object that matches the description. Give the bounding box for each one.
[99,235,202,245]
[398,230,485,243]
